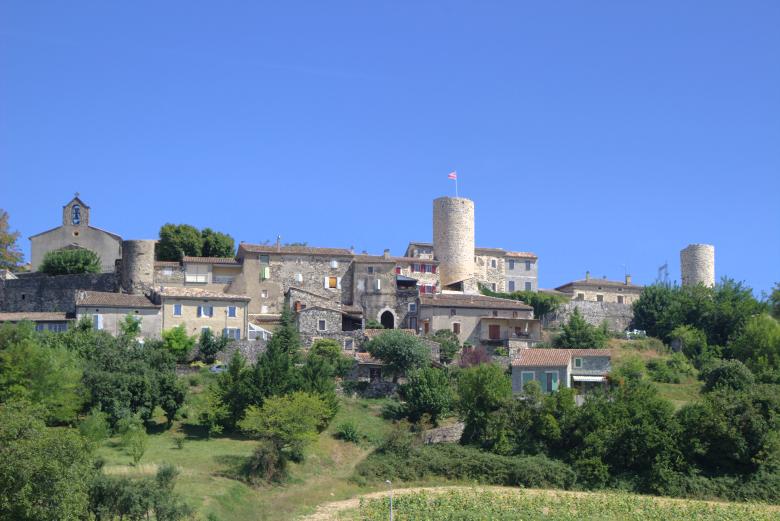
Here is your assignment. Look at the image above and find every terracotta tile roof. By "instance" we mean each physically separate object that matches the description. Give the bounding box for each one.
[420,293,533,311]
[555,278,643,291]
[76,291,159,309]
[156,287,250,301]
[475,247,507,256]
[0,312,70,322]
[239,243,353,256]
[183,256,240,265]
[505,251,538,259]
[511,348,611,367]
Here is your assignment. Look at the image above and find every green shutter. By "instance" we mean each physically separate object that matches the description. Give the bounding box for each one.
[551,372,559,391]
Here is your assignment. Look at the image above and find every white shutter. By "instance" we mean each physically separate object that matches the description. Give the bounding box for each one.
[336,277,342,289]
[324,276,329,289]
[357,279,365,291]
[375,279,381,291]
[93,314,103,330]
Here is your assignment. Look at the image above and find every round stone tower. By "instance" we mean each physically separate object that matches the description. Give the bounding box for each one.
[121,240,156,294]
[680,243,715,287]
[433,196,475,289]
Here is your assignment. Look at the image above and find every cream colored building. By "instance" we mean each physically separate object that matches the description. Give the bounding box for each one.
[555,273,643,305]
[158,287,250,340]
[75,290,161,339]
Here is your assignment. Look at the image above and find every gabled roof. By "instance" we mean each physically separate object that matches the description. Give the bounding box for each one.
[64,196,90,209]
[511,348,611,367]
[183,256,241,265]
[420,293,533,311]
[156,287,250,301]
[238,243,353,257]
[76,291,159,309]
[555,278,643,292]
[29,224,122,241]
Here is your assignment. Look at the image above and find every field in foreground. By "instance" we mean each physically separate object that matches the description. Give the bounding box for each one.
[311,487,780,521]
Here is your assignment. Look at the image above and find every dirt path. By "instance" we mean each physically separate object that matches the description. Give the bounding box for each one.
[300,485,780,520]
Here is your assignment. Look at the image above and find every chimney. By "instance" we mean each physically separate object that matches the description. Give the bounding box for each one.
[383,249,390,259]
[585,270,590,281]
[625,274,632,285]
[275,235,281,252]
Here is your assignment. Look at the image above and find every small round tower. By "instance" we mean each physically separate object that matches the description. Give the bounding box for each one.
[680,243,715,287]
[433,196,475,289]
[121,240,156,294]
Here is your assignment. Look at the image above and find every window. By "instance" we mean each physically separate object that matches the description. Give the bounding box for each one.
[508,281,515,292]
[491,259,497,268]
[521,371,535,388]
[395,266,401,274]
[260,266,271,280]
[423,320,430,334]
[515,326,523,337]
[330,259,339,269]
[318,319,326,331]
[508,260,515,270]
[450,308,456,316]
[197,305,214,318]
[408,303,417,313]
[525,282,532,291]
[409,317,417,330]
[452,322,461,335]
[223,327,241,340]
[367,266,374,274]
[261,289,268,298]
[326,276,339,289]
[93,314,103,330]
[512,311,518,318]
[201,326,210,333]
[259,255,269,264]
[576,293,584,301]
[617,295,624,304]
[228,306,237,318]
[492,310,498,317]
[425,264,435,273]
[525,260,532,271]
[574,358,583,369]
[173,304,182,316]
[596,294,604,302]
[295,273,303,283]
[185,264,208,283]
[35,323,45,332]
[344,338,354,350]
[545,371,559,392]
[374,279,381,291]
[491,283,497,291]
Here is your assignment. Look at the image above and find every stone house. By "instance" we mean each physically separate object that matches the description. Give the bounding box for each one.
[75,290,161,339]
[157,287,250,340]
[29,196,122,273]
[555,272,643,305]
[417,293,541,353]
[511,348,611,394]
[0,311,71,332]
[503,252,538,292]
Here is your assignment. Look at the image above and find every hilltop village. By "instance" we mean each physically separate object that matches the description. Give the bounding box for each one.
[0,194,715,391]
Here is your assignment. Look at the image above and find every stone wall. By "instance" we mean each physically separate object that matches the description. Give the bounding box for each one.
[474,254,505,292]
[0,272,119,313]
[120,240,155,294]
[543,301,634,332]
[681,243,715,287]
[433,197,475,287]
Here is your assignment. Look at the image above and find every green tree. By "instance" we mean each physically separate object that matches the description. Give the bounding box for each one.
[0,209,24,271]
[249,308,300,400]
[79,407,110,446]
[156,223,202,261]
[480,285,567,319]
[610,354,646,384]
[728,314,780,381]
[432,329,460,364]
[366,330,430,382]
[309,338,355,378]
[212,351,252,430]
[201,228,235,257]
[40,247,101,275]
[456,363,512,446]
[0,322,85,424]
[700,359,755,392]
[669,324,708,362]
[119,415,148,465]
[239,392,329,460]
[119,314,142,340]
[631,284,677,340]
[159,372,187,427]
[554,308,607,348]
[771,283,780,320]
[161,324,197,362]
[400,367,454,425]
[197,328,231,365]
[0,401,94,521]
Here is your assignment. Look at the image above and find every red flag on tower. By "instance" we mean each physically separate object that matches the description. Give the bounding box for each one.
[448,171,457,180]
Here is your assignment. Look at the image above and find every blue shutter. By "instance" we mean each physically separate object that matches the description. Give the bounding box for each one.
[197,306,203,317]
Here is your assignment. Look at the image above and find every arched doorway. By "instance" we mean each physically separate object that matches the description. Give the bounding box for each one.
[380,310,395,329]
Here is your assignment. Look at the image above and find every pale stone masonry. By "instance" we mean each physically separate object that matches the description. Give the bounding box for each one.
[433,197,475,289]
[680,244,715,287]
[555,272,643,305]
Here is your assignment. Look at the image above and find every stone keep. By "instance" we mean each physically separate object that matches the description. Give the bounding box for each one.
[433,197,475,288]
[120,240,156,294]
[680,244,715,287]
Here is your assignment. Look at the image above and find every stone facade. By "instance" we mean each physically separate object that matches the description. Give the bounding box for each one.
[543,301,635,332]
[504,253,538,292]
[158,288,250,339]
[433,197,475,288]
[681,243,715,287]
[76,305,162,339]
[555,274,642,306]
[0,272,119,313]
[120,240,156,294]
[29,196,122,272]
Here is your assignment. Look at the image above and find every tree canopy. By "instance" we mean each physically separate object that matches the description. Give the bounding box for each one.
[554,308,608,348]
[0,209,24,271]
[366,330,430,382]
[40,247,101,275]
[156,223,235,261]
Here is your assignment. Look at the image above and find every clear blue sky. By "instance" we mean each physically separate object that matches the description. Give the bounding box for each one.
[1,2,778,294]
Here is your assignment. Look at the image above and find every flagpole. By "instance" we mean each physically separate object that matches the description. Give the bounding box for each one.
[455,176,459,198]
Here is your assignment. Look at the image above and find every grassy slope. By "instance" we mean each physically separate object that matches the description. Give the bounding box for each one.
[97,373,396,521]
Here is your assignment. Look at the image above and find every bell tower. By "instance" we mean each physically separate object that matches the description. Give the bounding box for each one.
[62,193,90,227]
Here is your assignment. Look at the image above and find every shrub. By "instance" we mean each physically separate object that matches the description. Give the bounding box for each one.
[79,407,110,446]
[366,330,430,382]
[335,421,360,443]
[243,439,287,484]
[161,325,197,362]
[700,359,755,392]
[118,416,148,465]
[40,247,101,275]
[365,319,384,329]
[647,353,695,384]
[399,367,454,425]
[173,434,186,449]
[554,308,608,348]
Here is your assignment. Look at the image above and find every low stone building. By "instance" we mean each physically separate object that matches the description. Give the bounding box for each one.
[157,287,250,340]
[418,293,541,353]
[511,348,611,394]
[75,290,161,339]
[29,195,122,273]
[555,272,643,305]
[0,311,71,332]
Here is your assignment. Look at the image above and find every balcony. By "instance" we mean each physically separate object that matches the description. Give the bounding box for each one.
[212,275,235,284]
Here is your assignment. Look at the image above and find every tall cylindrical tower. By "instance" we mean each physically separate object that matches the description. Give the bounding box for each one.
[680,244,715,287]
[121,240,156,294]
[433,197,475,288]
